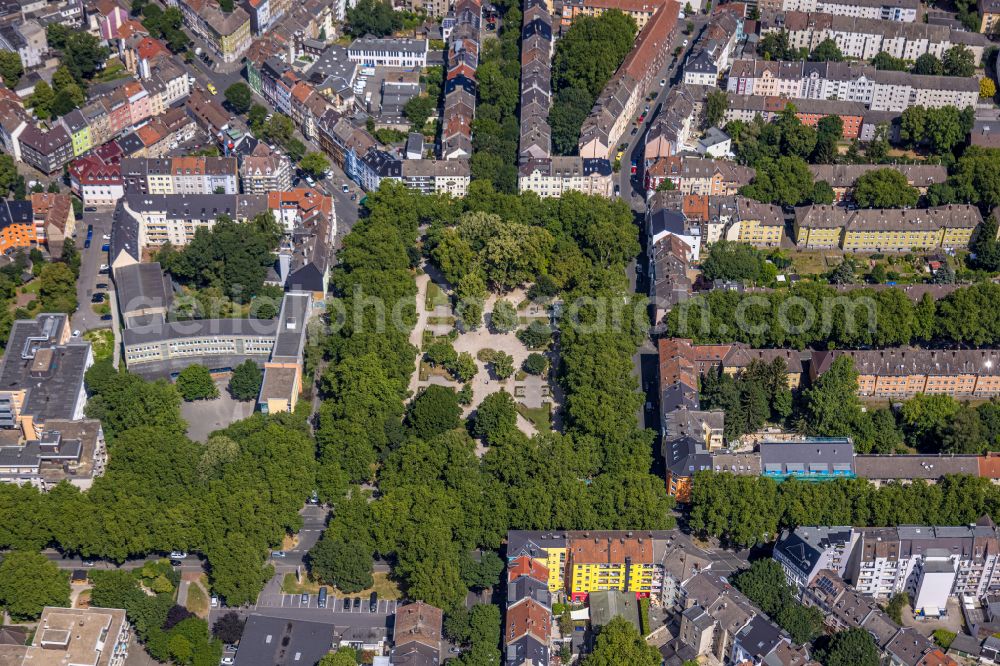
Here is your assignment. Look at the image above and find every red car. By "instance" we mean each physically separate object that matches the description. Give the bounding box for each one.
[630,162,637,175]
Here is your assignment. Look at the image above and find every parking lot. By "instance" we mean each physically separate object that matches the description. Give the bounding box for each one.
[255,592,399,616]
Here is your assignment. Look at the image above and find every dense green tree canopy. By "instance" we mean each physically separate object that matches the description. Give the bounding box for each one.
[853,168,920,208]
[345,0,403,37]
[0,551,70,621]
[224,83,252,114]
[549,10,636,154]
[176,365,219,401]
[584,616,661,666]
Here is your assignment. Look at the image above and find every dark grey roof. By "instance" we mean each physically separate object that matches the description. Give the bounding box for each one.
[759,439,855,476]
[648,208,687,237]
[122,318,279,346]
[234,615,334,666]
[507,576,550,609]
[504,635,549,666]
[123,193,268,221]
[0,199,33,230]
[113,262,171,316]
[110,201,141,265]
[271,292,311,361]
[736,616,785,661]
[0,314,89,423]
[116,132,144,156]
[390,641,440,665]
[774,527,854,579]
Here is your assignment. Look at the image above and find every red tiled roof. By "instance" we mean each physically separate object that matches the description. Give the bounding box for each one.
[136,37,169,60]
[508,556,549,583]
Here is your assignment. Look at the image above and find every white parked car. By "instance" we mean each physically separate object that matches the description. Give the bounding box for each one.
[169,551,188,559]
[221,657,235,665]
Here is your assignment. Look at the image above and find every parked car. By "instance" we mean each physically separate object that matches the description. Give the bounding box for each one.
[100,314,113,321]
[102,234,110,240]
[72,330,81,337]
[96,283,109,289]
[343,597,350,611]
[169,551,188,559]
[270,550,286,558]
[221,658,235,665]
[211,596,219,608]
[352,597,361,610]
[99,263,109,271]
[170,559,183,567]
[318,587,327,608]
[101,244,109,252]
[369,592,377,612]
[300,593,309,605]
[342,183,349,193]
[84,206,97,212]
[91,293,104,303]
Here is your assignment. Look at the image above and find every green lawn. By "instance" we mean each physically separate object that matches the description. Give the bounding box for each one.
[425,282,449,311]
[281,573,322,594]
[84,329,115,361]
[517,402,551,432]
[185,582,209,617]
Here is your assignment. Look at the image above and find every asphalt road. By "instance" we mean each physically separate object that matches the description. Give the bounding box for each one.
[618,15,709,210]
[616,15,709,438]
[71,209,115,335]
[269,504,329,572]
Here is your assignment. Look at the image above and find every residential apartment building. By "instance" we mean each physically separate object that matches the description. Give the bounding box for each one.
[807,164,947,202]
[723,95,869,139]
[760,0,918,21]
[981,0,1000,33]
[121,157,239,195]
[811,349,1000,399]
[0,314,92,440]
[441,0,481,161]
[507,530,678,601]
[794,204,982,252]
[758,10,989,65]
[517,157,614,198]
[644,84,699,161]
[727,59,980,112]
[69,154,124,207]
[519,0,553,161]
[776,519,1000,615]
[241,145,293,194]
[18,125,74,175]
[505,555,551,666]
[177,0,252,63]
[117,192,268,248]
[29,193,75,256]
[644,156,754,195]
[0,419,106,490]
[400,159,471,197]
[0,199,37,253]
[724,198,784,247]
[346,37,428,68]
[578,0,678,159]
[681,11,741,86]
[773,527,859,591]
[0,607,130,666]
[0,20,47,69]
[560,0,670,29]
[390,603,445,666]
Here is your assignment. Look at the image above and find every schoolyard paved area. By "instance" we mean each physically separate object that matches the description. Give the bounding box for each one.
[181,378,255,442]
